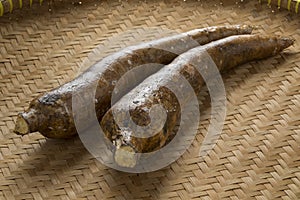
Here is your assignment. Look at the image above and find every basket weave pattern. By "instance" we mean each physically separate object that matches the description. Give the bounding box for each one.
[0,0,299,199]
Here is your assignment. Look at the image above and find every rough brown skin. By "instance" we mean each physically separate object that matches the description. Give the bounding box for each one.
[100,35,294,168]
[14,25,254,138]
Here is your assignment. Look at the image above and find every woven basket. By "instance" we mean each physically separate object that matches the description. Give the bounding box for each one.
[1,0,300,16]
[0,0,299,199]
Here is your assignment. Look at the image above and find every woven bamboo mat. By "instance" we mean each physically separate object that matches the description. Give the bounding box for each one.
[0,0,299,199]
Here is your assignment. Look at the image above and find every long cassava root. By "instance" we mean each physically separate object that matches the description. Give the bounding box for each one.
[100,35,294,168]
[14,25,254,138]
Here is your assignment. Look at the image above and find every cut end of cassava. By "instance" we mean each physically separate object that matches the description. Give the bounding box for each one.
[14,114,30,136]
[14,109,38,136]
[114,145,137,168]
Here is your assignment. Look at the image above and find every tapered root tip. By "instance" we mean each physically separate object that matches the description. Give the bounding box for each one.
[114,145,137,168]
[14,114,30,136]
[279,37,295,50]
[240,25,255,34]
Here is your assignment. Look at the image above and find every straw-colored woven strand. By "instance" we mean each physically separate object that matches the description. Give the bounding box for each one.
[260,0,300,13]
[0,0,300,16]
[0,0,299,199]
[0,0,54,16]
